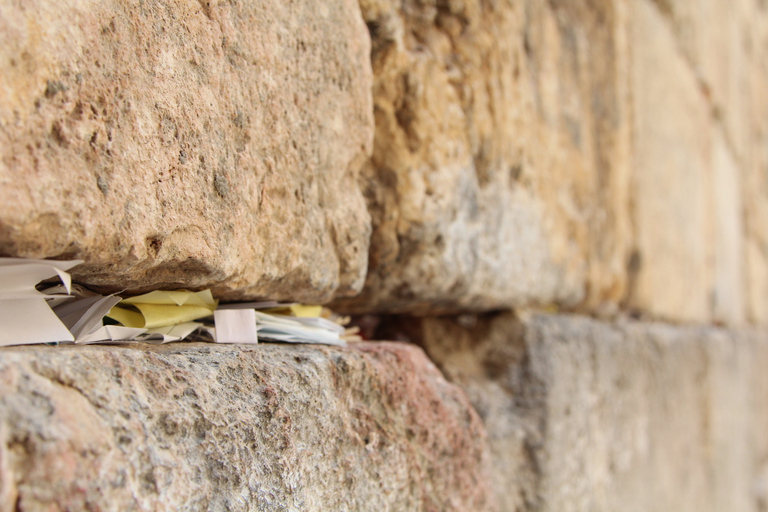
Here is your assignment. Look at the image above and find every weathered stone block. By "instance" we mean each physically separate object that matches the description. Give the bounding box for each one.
[627,0,755,324]
[337,0,632,314]
[0,342,494,511]
[0,0,373,302]
[407,313,768,511]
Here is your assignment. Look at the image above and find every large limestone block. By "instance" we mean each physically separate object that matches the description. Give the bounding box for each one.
[650,0,765,162]
[337,0,631,314]
[0,0,373,302]
[0,342,494,511]
[403,313,768,511]
[744,8,768,324]
[628,0,742,324]
[638,0,768,325]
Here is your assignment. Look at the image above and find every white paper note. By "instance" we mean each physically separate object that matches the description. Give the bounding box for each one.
[214,309,259,344]
[0,298,75,346]
[77,325,148,345]
[54,295,122,339]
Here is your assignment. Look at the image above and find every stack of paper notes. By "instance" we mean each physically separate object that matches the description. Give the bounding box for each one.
[214,303,350,346]
[105,289,218,344]
[0,257,361,348]
[0,258,81,346]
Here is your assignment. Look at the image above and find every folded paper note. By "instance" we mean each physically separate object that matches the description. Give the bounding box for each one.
[107,290,217,330]
[0,258,80,298]
[253,311,346,346]
[214,309,259,344]
[0,258,348,348]
[0,258,83,346]
[54,294,122,340]
[264,304,323,318]
[77,325,148,345]
[145,322,205,343]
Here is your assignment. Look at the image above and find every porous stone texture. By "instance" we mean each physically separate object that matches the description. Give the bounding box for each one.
[1,0,766,325]
[399,313,768,511]
[0,342,495,511]
[336,0,632,314]
[0,0,373,302]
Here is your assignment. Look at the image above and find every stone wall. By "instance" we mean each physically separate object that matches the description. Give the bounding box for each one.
[1,0,767,510]
[2,0,765,323]
[402,313,768,511]
[0,342,493,511]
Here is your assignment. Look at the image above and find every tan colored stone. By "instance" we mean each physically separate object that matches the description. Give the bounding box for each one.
[0,0,373,302]
[654,0,759,163]
[744,8,768,324]
[712,128,746,324]
[0,342,495,511]
[335,0,632,314]
[403,313,768,511]
[628,0,716,323]
[626,0,768,326]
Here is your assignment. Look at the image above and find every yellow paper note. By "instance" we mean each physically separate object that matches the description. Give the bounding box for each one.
[265,304,323,318]
[289,304,322,317]
[121,289,216,307]
[107,290,217,329]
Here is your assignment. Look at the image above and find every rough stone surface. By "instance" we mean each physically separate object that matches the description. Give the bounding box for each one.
[0,0,373,302]
[396,313,768,511]
[336,0,632,314]
[0,341,495,511]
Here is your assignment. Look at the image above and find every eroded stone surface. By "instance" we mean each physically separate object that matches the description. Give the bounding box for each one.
[397,313,768,511]
[0,342,494,511]
[336,0,632,314]
[0,0,373,302]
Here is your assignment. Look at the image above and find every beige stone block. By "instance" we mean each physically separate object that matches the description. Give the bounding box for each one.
[712,128,746,325]
[646,0,768,325]
[410,313,768,511]
[744,10,768,324]
[0,0,373,302]
[337,0,632,314]
[656,0,761,163]
[0,342,495,511]
[628,0,715,322]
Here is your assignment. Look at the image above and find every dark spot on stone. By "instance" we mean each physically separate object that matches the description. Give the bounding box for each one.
[147,236,163,256]
[233,110,244,128]
[141,470,157,491]
[159,412,180,437]
[334,356,350,374]
[97,176,109,196]
[214,174,229,197]
[118,435,132,446]
[193,418,209,440]
[628,250,642,275]
[509,164,522,181]
[179,149,187,164]
[50,122,68,147]
[45,80,66,98]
